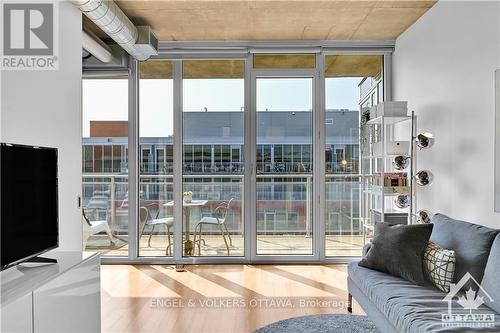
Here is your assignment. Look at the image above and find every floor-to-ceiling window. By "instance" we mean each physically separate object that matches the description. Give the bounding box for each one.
[138,60,175,257]
[82,76,129,255]
[83,48,389,262]
[182,60,245,257]
[324,54,383,257]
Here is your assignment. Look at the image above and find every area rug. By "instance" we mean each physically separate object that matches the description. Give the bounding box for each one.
[254,314,379,333]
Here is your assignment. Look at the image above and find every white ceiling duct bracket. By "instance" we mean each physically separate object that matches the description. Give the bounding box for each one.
[72,0,158,61]
[82,29,113,63]
[83,44,128,70]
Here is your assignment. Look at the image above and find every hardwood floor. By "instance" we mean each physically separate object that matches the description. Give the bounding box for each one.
[101,264,364,333]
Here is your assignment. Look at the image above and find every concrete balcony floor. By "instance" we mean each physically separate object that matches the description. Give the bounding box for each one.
[85,234,366,257]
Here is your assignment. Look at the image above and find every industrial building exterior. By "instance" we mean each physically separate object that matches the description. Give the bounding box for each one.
[82,109,361,236]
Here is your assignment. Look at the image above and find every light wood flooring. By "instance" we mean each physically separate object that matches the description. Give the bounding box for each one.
[101,264,363,333]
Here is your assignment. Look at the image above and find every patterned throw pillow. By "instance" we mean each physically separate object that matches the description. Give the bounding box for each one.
[423,241,456,292]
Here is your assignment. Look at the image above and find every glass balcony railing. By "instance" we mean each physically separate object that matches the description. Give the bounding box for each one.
[82,173,363,256]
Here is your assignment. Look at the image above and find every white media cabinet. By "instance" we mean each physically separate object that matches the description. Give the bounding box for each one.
[0,251,100,332]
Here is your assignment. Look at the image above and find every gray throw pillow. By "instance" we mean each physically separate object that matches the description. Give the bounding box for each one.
[430,214,499,284]
[479,234,500,313]
[359,222,433,285]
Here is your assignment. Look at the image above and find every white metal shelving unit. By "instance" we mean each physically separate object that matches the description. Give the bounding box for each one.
[361,111,417,243]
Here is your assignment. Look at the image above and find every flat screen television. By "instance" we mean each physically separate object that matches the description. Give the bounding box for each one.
[1,143,59,270]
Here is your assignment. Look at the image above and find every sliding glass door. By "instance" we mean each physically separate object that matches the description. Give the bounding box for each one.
[251,69,319,260]
[182,60,245,257]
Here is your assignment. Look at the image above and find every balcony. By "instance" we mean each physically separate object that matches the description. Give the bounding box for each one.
[82,172,364,257]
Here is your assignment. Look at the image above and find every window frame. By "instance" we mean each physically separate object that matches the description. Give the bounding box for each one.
[85,43,393,265]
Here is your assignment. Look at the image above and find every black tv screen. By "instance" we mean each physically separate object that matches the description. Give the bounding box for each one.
[1,143,58,270]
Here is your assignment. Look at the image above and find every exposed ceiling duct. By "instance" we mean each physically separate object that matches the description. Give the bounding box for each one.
[82,29,113,63]
[72,0,158,61]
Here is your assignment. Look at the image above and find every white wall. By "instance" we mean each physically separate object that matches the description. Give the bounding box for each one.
[393,1,500,227]
[1,2,82,250]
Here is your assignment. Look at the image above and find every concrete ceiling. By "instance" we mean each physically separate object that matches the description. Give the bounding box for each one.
[107,0,436,41]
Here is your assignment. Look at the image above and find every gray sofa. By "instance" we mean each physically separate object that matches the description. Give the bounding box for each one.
[348,214,500,333]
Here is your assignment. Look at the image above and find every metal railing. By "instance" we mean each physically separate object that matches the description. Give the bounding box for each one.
[86,161,359,175]
[82,173,362,238]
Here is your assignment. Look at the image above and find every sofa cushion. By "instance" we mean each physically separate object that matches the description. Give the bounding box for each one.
[423,241,456,292]
[359,222,433,285]
[480,234,500,313]
[430,214,499,284]
[348,262,500,333]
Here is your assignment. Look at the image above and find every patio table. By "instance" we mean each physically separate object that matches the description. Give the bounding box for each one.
[163,200,208,255]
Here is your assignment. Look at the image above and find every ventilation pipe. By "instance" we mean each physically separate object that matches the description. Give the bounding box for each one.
[82,29,113,63]
[72,0,156,61]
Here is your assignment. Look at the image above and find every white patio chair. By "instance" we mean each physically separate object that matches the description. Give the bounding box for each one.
[139,205,174,255]
[193,199,233,256]
[82,208,114,250]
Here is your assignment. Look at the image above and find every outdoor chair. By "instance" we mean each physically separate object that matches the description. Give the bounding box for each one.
[82,208,115,250]
[193,199,233,256]
[139,205,174,255]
